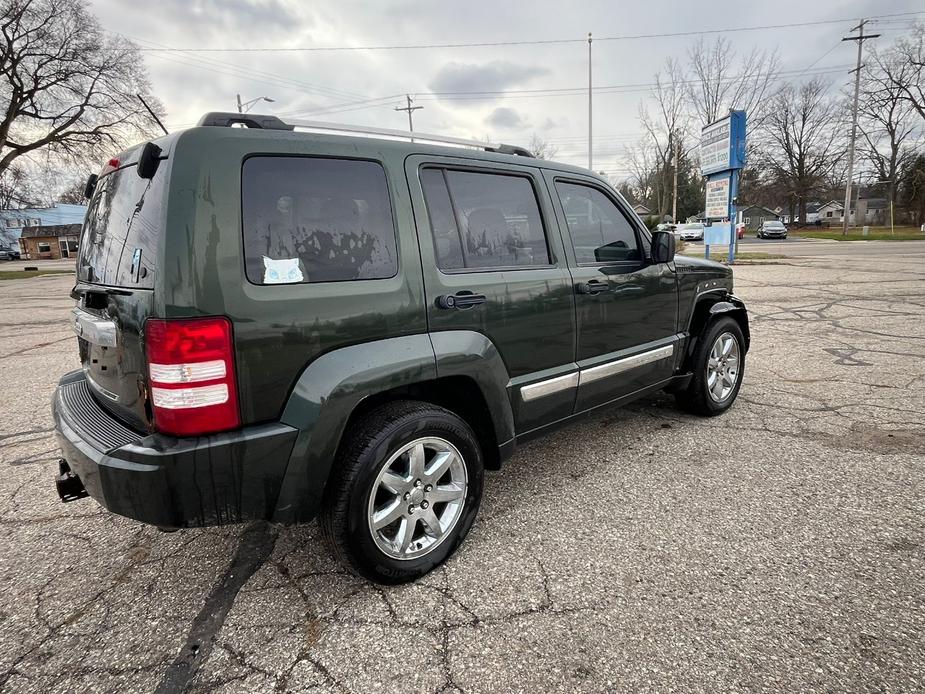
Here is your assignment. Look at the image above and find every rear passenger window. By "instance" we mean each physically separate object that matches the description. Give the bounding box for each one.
[555,181,641,264]
[241,157,397,284]
[420,168,550,270]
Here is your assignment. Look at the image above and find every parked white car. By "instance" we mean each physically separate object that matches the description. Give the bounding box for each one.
[675,223,704,241]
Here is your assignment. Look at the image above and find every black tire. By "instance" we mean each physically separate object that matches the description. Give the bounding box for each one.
[675,316,745,416]
[320,400,484,584]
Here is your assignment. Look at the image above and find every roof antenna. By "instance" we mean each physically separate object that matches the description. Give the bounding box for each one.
[137,95,169,136]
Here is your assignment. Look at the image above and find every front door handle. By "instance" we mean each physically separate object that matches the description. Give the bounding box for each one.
[576,280,609,295]
[436,291,487,310]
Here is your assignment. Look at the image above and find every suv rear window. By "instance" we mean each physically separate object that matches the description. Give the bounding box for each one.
[78,165,165,288]
[241,157,397,284]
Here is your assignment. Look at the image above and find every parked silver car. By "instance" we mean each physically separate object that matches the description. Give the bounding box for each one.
[675,223,704,241]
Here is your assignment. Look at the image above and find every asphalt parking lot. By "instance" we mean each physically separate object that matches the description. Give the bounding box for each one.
[1,248,923,693]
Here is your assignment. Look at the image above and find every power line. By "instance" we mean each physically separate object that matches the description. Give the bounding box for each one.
[123,33,367,102]
[134,12,924,53]
[413,64,853,101]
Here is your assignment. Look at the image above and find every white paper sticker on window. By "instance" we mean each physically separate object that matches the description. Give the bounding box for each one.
[262,256,303,284]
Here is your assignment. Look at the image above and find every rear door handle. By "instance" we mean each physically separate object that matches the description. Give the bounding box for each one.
[436,292,487,310]
[576,280,609,295]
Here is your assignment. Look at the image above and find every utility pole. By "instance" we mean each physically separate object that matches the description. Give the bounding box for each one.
[588,32,593,170]
[236,93,242,113]
[841,19,880,236]
[672,130,680,223]
[395,95,423,142]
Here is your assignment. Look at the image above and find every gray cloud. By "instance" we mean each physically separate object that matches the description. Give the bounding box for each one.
[485,107,526,129]
[153,0,299,33]
[429,60,548,99]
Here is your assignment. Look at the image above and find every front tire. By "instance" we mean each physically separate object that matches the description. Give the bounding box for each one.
[320,400,484,584]
[676,316,745,416]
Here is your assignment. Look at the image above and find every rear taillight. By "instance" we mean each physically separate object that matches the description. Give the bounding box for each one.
[144,317,240,437]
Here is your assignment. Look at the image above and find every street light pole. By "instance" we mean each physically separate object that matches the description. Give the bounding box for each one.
[236,94,275,113]
[672,130,679,223]
[588,32,593,170]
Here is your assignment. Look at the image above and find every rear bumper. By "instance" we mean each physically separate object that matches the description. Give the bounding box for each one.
[52,371,298,528]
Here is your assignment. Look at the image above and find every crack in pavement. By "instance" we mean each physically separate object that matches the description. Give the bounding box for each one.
[154,521,279,694]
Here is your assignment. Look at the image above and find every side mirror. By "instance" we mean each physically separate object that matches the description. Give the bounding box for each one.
[83,173,98,199]
[651,230,676,264]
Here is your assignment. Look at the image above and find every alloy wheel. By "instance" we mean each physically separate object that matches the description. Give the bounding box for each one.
[706,331,740,402]
[367,437,468,560]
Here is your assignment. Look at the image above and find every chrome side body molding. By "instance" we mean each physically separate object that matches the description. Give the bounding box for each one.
[519,344,676,401]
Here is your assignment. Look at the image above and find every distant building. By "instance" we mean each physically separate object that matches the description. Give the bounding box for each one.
[777,202,822,224]
[18,224,81,260]
[738,205,780,231]
[815,199,888,226]
[632,203,652,216]
[0,203,86,247]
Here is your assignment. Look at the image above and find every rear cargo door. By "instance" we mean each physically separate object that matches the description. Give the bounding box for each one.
[73,153,168,432]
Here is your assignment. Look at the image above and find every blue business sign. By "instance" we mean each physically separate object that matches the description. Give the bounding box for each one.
[700,111,746,176]
[700,111,746,261]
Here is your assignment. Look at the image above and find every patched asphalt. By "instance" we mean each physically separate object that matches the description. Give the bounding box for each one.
[1,248,923,693]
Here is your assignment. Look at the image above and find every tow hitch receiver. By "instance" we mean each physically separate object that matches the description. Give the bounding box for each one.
[56,459,88,502]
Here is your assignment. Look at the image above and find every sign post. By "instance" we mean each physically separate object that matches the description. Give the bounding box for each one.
[701,111,746,262]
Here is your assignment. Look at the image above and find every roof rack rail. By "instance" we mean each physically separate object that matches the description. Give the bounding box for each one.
[196,111,534,157]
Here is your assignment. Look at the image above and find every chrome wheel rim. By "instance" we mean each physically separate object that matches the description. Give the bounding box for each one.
[367,437,468,561]
[706,332,740,402]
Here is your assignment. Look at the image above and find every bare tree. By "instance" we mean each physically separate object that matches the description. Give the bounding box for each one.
[0,162,31,207]
[623,139,656,204]
[881,23,925,122]
[527,134,558,160]
[639,58,691,217]
[759,78,846,223]
[858,46,918,216]
[0,0,164,178]
[687,36,780,129]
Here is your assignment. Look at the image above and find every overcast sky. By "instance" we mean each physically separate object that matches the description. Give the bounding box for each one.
[91,0,922,178]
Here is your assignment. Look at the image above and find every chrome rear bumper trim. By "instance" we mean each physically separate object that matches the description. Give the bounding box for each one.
[71,308,118,348]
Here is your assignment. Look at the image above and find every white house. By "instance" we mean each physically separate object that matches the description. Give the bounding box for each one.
[815,199,888,226]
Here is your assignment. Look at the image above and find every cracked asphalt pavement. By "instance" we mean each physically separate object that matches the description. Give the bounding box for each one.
[1,248,923,693]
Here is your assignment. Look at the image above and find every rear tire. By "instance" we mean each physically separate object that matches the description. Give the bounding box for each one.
[675,316,745,416]
[320,400,484,584]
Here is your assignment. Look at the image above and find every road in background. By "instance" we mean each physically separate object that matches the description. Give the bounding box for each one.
[682,237,925,259]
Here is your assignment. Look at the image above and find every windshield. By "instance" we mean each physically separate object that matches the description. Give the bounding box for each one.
[679,224,702,230]
[77,164,165,288]
[765,221,784,228]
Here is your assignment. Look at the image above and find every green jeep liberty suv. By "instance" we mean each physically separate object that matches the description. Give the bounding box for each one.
[53,112,749,583]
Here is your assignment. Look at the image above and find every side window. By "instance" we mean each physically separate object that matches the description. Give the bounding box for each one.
[420,169,464,270]
[241,157,397,285]
[420,167,550,270]
[555,181,641,264]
